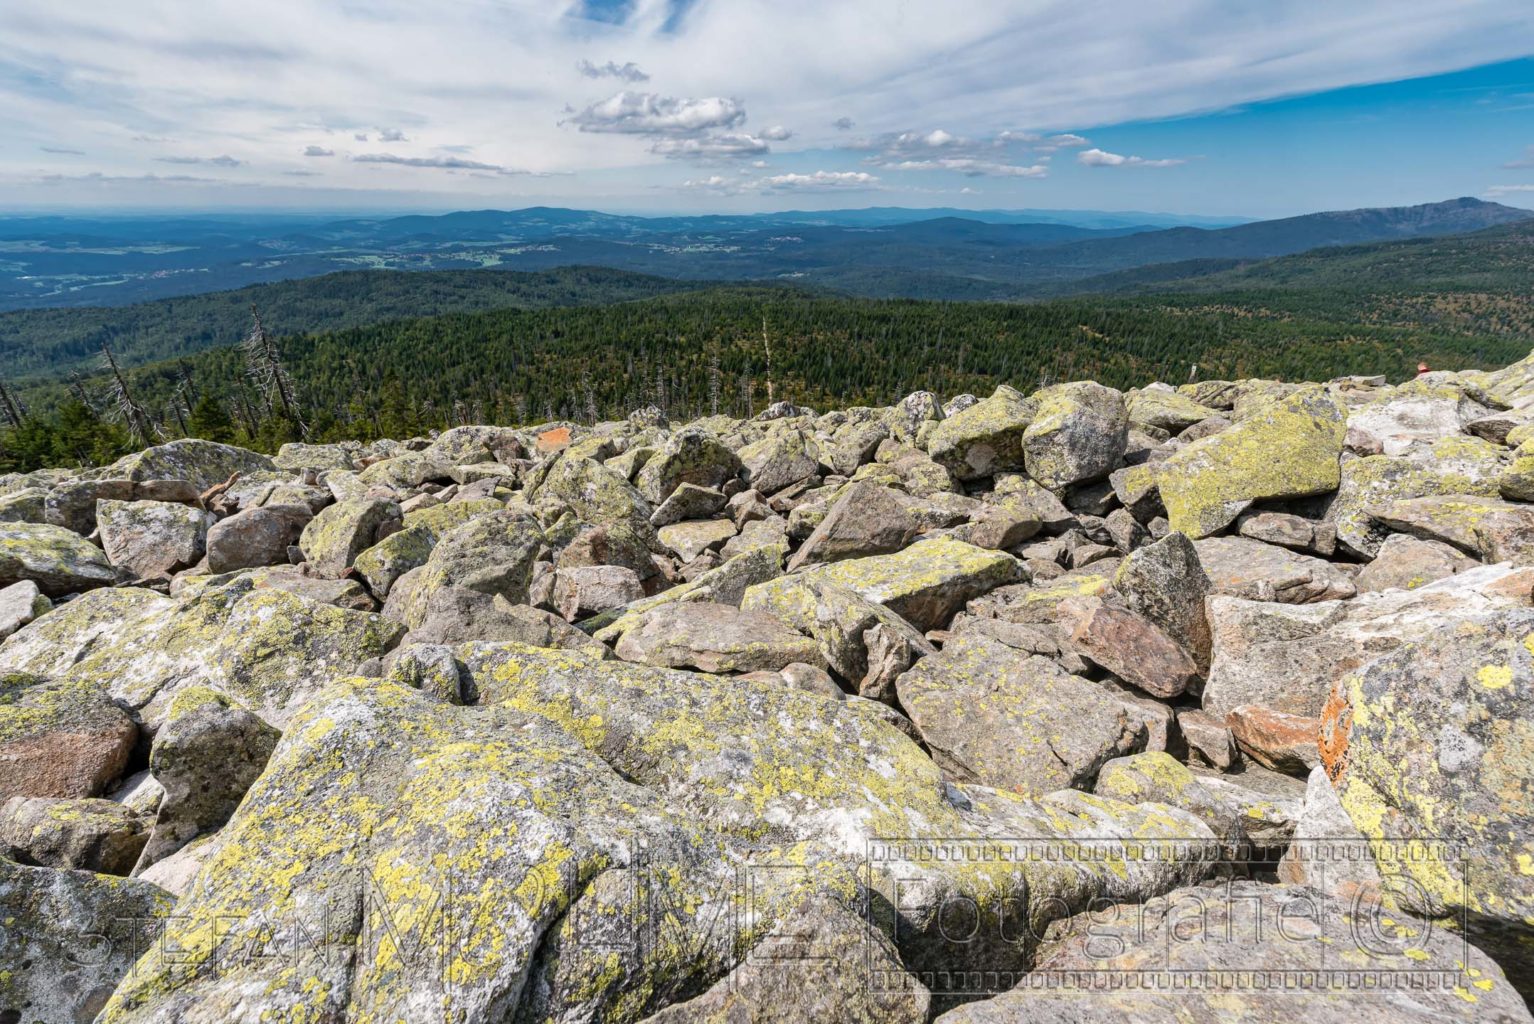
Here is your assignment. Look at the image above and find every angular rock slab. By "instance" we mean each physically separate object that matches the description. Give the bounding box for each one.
[1158,385,1346,538]
[1,859,173,1024]
[896,633,1146,794]
[0,521,119,596]
[613,601,822,673]
[936,881,1534,1023]
[773,535,1022,631]
[96,498,214,579]
[1322,607,1534,990]
[1374,493,1534,565]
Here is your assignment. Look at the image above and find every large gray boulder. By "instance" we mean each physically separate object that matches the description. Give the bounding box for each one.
[0,859,173,1024]
[635,428,742,503]
[0,521,119,596]
[926,385,1035,481]
[614,601,822,673]
[298,496,398,576]
[205,503,313,573]
[1022,381,1129,489]
[96,498,214,580]
[1194,535,1357,604]
[895,632,1146,793]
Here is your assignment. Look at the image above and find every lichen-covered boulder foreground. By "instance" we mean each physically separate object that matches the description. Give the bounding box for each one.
[4,353,1534,1019]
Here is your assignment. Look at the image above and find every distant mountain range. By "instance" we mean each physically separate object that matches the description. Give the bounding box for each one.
[0,197,1526,310]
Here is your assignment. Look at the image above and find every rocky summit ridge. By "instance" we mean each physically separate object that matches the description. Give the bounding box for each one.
[3,352,1534,1021]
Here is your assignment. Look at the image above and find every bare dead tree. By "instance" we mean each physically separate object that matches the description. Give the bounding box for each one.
[708,352,722,417]
[761,316,775,407]
[581,369,598,424]
[98,339,157,445]
[243,304,307,438]
[0,375,24,429]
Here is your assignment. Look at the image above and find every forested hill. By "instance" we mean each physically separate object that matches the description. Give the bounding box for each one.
[6,282,1528,472]
[0,266,706,382]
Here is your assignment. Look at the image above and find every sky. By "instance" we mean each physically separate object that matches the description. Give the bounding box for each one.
[2,0,1533,217]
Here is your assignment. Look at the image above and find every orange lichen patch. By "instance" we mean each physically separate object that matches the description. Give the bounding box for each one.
[1318,682,1353,782]
[536,426,573,454]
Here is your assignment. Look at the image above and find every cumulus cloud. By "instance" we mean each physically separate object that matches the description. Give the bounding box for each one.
[760,125,793,141]
[303,145,334,157]
[855,128,1061,177]
[568,91,746,136]
[353,153,525,174]
[759,170,880,191]
[651,133,771,160]
[1078,147,1184,168]
[577,59,649,82]
[353,132,369,142]
[1048,133,1090,147]
[378,127,409,142]
[155,154,244,167]
[834,117,855,131]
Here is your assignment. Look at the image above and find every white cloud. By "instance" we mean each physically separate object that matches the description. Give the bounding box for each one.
[1484,184,1534,198]
[568,91,746,136]
[1,0,1531,205]
[1078,147,1184,168]
[857,128,1060,177]
[155,154,244,167]
[1048,133,1089,147]
[577,60,649,83]
[303,145,334,157]
[889,158,1048,178]
[651,133,771,160]
[758,170,880,191]
[353,153,525,174]
[378,127,408,143]
[760,125,793,141]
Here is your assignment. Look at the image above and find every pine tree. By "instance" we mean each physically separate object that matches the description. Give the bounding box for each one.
[187,393,236,443]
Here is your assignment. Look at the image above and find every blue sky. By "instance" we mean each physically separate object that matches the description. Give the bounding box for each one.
[2,1,1532,217]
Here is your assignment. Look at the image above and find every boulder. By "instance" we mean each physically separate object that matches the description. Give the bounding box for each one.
[551,564,644,620]
[108,438,276,490]
[1344,383,1486,455]
[1373,493,1534,564]
[96,498,214,580]
[774,536,1021,631]
[44,478,136,534]
[895,633,1146,793]
[1126,387,1218,433]
[0,486,47,523]
[0,796,148,873]
[787,481,921,570]
[410,588,609,657]
[1227,704,1320,774]
[1321,607,1534,986]
[737,427,820,495]
[0,859,173,1024]
[656,517,736,562]
[1194,535,1357,603]
[1356,533,1477,593]
[1094,752,1277,846]
[205,503,312,573]
[134,686,279,872]
[1112,532,1212,670]
[1158,385,1346,538]
[390,510,544,626]
[1022,381,1128,489]
[1058,595,1198,698]
[0,521,119,596]
[649,482,728,527]
[212,588,404,726]
[1329,436,1506,558]
[742,576,935,702]
[0,579,50,641]
[926,384,1036,480]
[1236,509,1336,555]
[298,496,398,576]
[635,428,742,503]
[0,672,138,799]
[614,601,822,673]
[1276,766,1384,903]
[273,441,353,472]
[936,881,1533,1023]
[1177,709,1236,769]
[1203,563,1534,721]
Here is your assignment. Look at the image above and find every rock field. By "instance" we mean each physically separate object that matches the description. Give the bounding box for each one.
[3,355,1534,1021]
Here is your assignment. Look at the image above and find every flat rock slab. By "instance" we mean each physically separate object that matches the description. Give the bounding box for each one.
[783,535,1022,631]
[1194,535,1356,604]
[0,521,119,596]
[896,632,1146,794]
[614,601,821,673]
